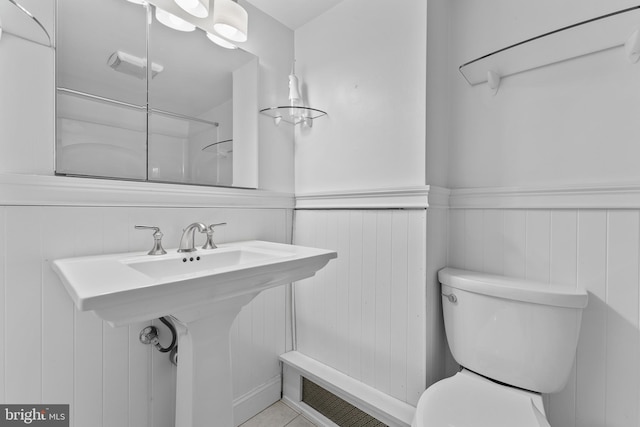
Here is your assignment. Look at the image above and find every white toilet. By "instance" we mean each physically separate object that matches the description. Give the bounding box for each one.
[412,267,588,427]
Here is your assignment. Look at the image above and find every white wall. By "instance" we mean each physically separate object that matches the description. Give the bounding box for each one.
[449,0,640,189]
[293,0,427,194]
[426,0,451,188]
[0,0,54,175]
[242,1,296,193]
[233,57,259,188]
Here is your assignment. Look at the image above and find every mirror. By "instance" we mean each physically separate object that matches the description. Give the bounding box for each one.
[55,0,258,188]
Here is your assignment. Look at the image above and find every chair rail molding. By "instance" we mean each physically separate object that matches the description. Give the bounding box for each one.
[294,186,450,210]
[0,173,294,208]
[449,182,640,210]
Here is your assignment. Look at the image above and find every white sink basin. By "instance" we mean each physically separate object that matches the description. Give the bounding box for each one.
[53,239,336,427]
[124,246,280,279]
[52,240,336,326]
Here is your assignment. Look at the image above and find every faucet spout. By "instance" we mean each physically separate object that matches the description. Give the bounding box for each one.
[177,222,207,253]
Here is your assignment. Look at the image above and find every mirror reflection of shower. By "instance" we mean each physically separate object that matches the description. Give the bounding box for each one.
[55,0,257,188]
[201,125,233,186]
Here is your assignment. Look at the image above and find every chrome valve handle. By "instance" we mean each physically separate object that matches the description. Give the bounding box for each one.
[202,222,227,249]
[134,225,167,255]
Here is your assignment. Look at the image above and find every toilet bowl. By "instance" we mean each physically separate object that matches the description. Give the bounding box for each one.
[412,268,588,427]
[412,369,549,427]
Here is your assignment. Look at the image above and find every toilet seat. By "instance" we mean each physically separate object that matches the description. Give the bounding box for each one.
[412,369,550,427]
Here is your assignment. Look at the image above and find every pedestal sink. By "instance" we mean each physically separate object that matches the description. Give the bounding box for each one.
[52,240,336,427]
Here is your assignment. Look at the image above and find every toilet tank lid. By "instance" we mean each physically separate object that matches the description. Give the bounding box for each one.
[438,268,588,309]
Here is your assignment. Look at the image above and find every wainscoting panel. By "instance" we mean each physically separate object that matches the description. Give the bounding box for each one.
[0,205,292,427]
[448,208,640,427]
[294,209,431,406]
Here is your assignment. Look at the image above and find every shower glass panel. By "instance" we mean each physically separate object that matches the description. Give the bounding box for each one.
[56,90,147,180]
[148,111,232,186]
[147,8,243,187]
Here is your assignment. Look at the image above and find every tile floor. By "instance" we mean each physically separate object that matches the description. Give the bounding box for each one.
[240,401,318,427]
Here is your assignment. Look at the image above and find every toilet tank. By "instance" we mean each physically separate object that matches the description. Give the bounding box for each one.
[439,268,588,394]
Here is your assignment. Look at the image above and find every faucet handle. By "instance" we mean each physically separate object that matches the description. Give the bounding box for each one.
[134,225,167,256]
[202,223,227,250]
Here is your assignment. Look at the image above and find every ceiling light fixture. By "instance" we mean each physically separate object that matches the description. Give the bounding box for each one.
[108,51,164,80]
[212,0,248,43]
[206,32,237,49]
[155,7,196,32]
[174,0,209,18]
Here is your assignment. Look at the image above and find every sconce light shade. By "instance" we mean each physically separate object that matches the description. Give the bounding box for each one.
[206,32,237,49]
[155,7,196,32]
[212,0,248,42]
[288,73,302,106]
[175,0,209,18]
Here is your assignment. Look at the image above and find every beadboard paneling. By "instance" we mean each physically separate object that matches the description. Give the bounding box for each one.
[0,208,5,403]
[294,209,440,406]
[425,207,450,386]
[449,207,640,427]
[574,211,607,427]
[5,208,42,403]
[0,205,291,427]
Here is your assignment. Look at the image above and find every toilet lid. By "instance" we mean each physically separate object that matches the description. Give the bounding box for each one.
[413,370,550,427]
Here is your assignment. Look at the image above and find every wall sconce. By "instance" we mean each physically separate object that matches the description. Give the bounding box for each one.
[206,31,237,49]
[259,64,327,127]
[212,0,248,43]
[175,0,209,18]
[155,6,196,31]
[145,0,247,47]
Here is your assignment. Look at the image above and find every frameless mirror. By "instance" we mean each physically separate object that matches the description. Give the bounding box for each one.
[55,0,258,188]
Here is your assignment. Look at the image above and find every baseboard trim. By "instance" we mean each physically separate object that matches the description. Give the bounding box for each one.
[233,375,282,426]
[280,351,415,427]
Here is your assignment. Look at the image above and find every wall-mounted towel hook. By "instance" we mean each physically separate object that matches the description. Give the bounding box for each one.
[625,29,640,63]
[487,70,501,95]
[1,0,52,47]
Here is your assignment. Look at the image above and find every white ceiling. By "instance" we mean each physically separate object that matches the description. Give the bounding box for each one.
[245,0,344,30]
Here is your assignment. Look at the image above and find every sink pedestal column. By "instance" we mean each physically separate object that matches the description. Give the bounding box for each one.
[173,294,255,427]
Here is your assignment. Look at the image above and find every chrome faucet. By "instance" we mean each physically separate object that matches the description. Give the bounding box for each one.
[177,222,207,253]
